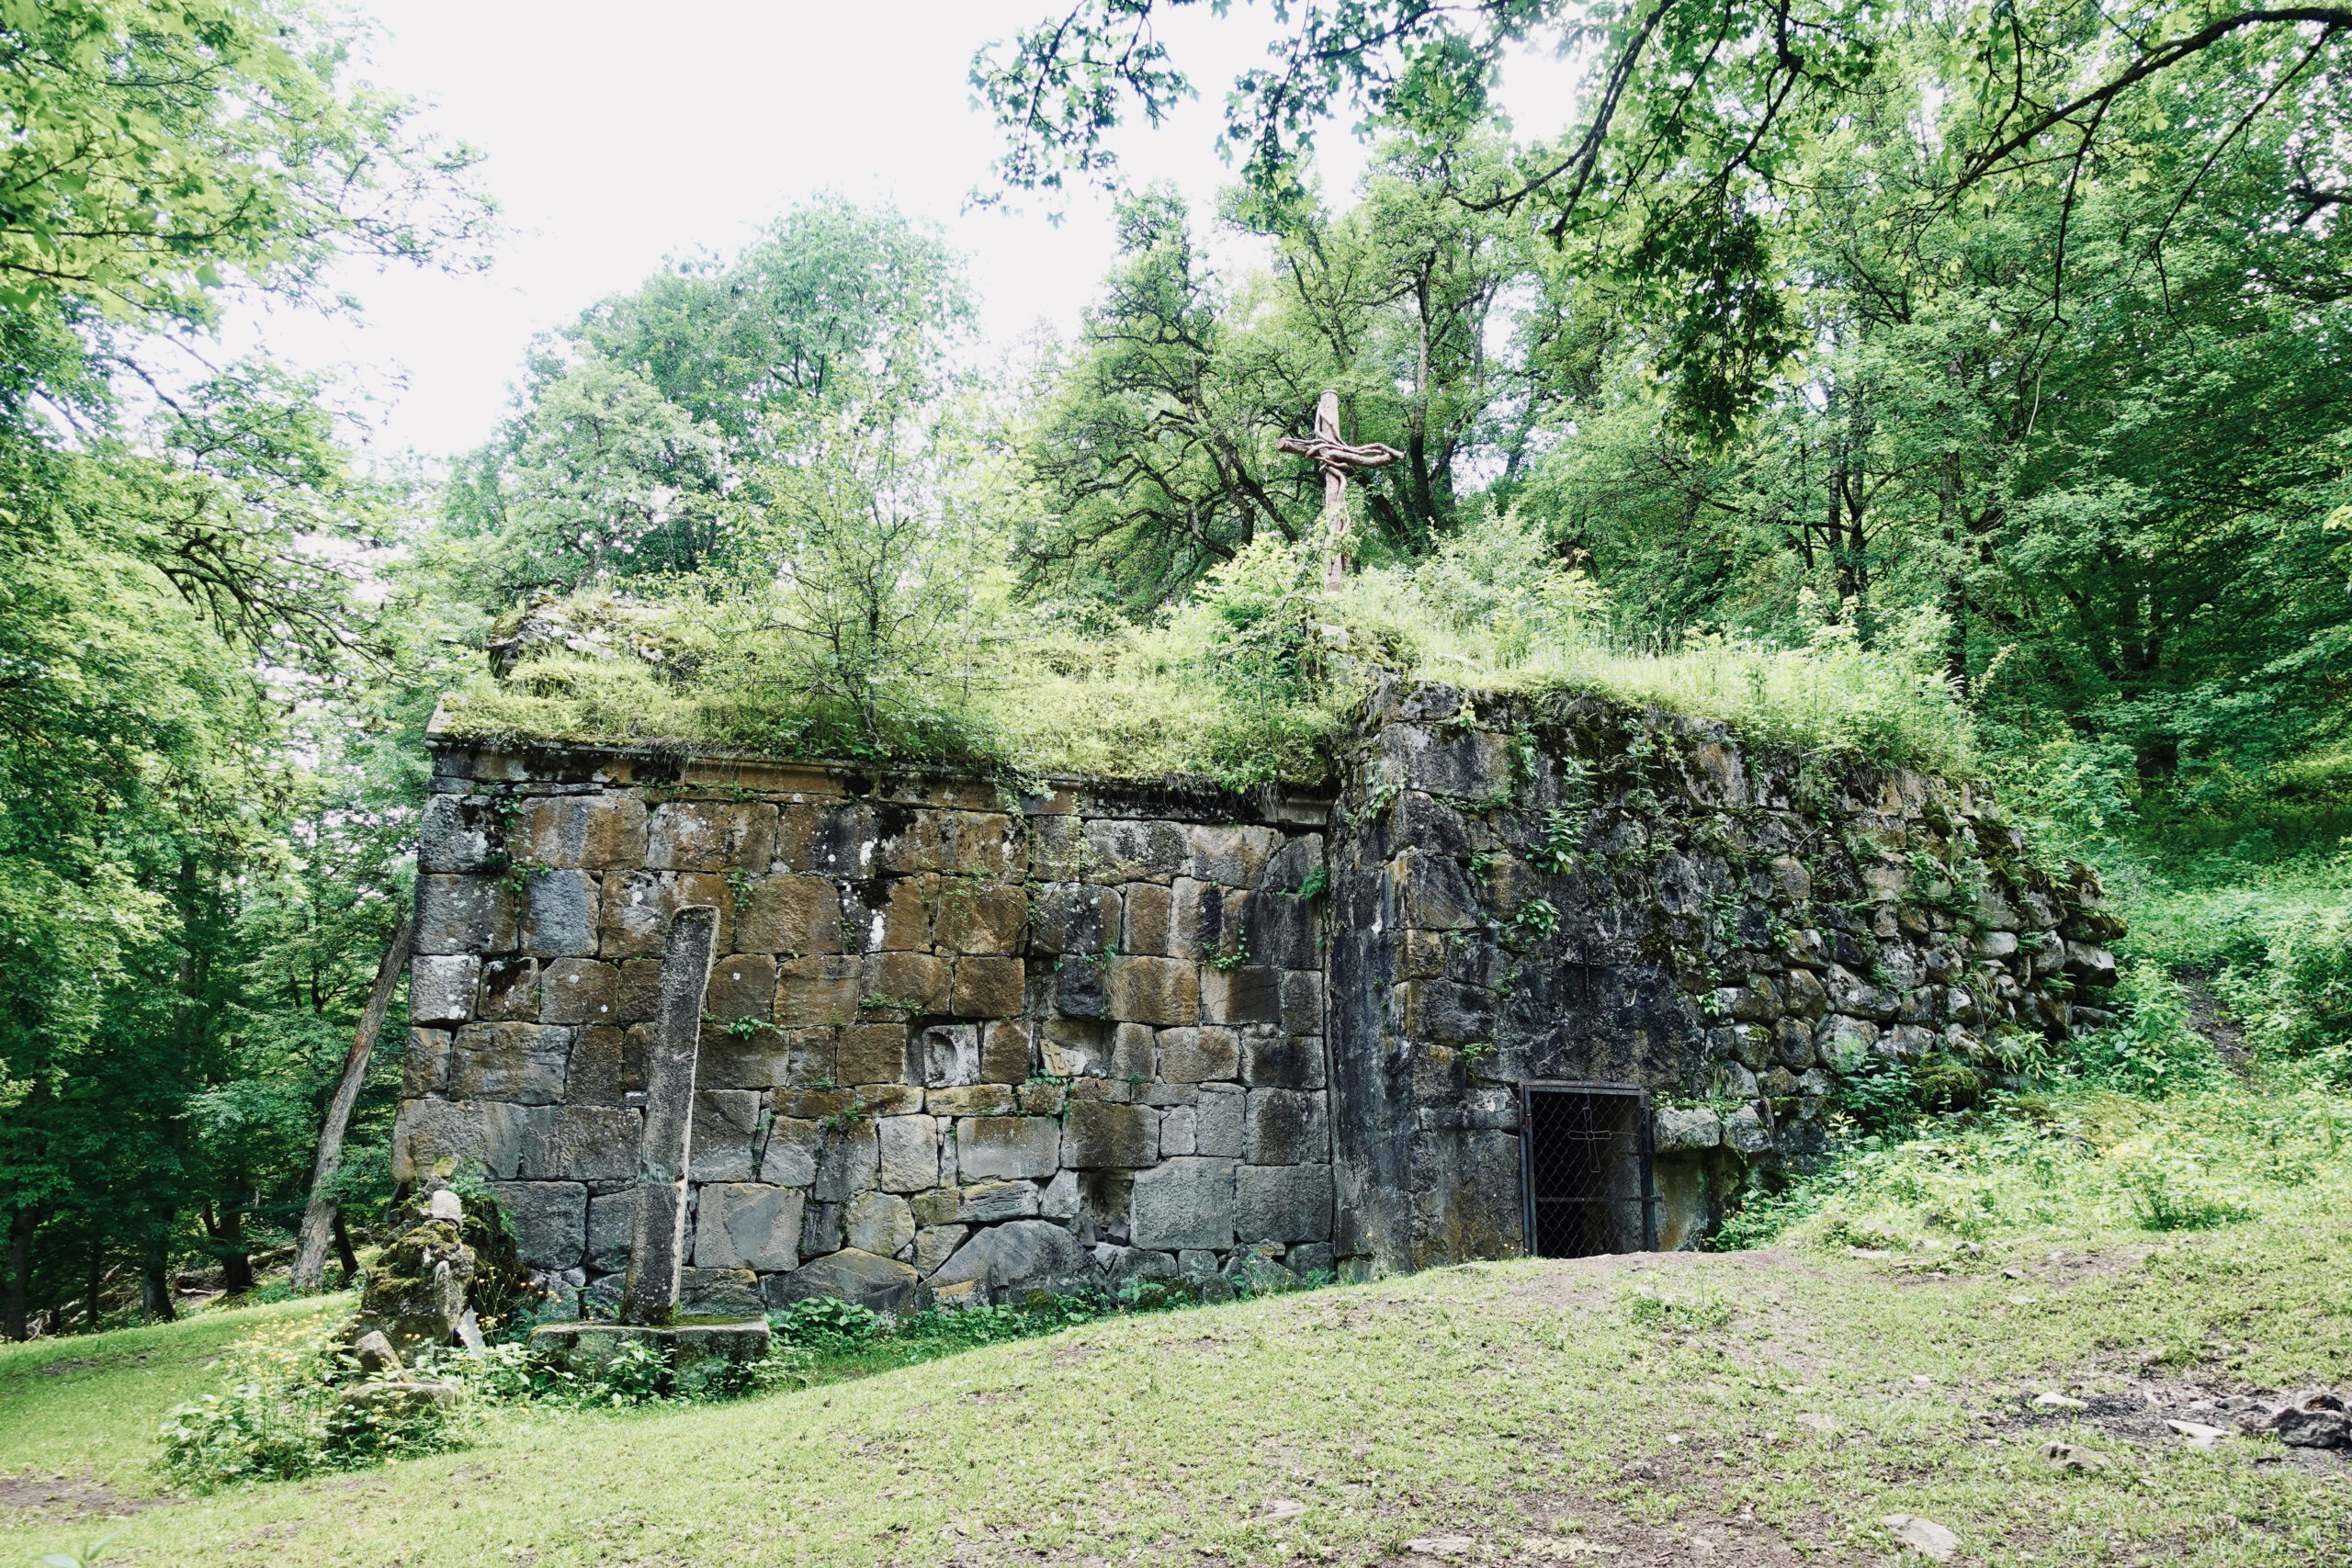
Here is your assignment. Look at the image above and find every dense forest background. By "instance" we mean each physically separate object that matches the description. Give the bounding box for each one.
[2,0,2346,1337]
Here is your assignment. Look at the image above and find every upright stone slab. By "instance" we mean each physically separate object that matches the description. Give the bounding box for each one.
[621,905,718,1326]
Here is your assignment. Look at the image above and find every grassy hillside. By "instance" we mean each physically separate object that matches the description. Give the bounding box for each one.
[2,1198,2345,1567]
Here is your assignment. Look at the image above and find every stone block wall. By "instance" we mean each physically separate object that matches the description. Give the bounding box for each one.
[394,740,1337,1316]
[1325,680,2116,1272]
[399,682,2117,1303]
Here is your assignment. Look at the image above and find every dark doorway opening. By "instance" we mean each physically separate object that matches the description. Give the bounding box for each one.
[1521,1082,1654,1257]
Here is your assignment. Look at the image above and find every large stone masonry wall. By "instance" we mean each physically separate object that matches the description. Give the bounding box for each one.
[392,740,1337,1317]
[1327,681,2118,1273]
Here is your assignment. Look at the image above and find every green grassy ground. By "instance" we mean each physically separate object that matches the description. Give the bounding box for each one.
[2,1205,2346,1567]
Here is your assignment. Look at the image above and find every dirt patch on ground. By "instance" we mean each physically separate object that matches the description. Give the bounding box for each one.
[0,1471,180,1523]
[1379,1491,1869,1567]
[1986,1378,2352,1475]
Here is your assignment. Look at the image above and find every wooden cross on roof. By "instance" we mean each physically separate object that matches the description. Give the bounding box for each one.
[1278,389,1402,592]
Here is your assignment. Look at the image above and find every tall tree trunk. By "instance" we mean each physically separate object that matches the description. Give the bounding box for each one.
[141,1223,176,1324]
[4,1206,35,1341]
[291,914,413,1292]
[216,1201,253,1293]
[81,1243,104,1335]
[330,1209,359,1288]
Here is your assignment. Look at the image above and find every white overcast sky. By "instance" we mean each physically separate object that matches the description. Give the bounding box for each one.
[241,1,1579,461]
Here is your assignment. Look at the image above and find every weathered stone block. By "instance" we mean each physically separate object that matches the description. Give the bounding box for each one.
[1244,893,1316,971]
[918,1087,1001,1119]
[1393,979,1490,1043]
[648,801,776,872]
[1241,1027,1323,1089]
[1159,1106,1196,1155]
[706,953,777,1023]
[1168,877,1221,960]
[1157,1025,1238,1084]
[836,1021,910,1085]
[694,1183,804,1270]
[476,957,539,1021]
[1063,1101,1158,1169]
[1235,1164,1332,1244]
[1245,1089,1328,1165]
[862,874,933,953]
[760,1117,821,1187]
[520,794,647,869]
[917,1022,977,1087]
[1190,824,1280,887]
[411,955,480,1025]
[1723,1103,1772,1155]
[418,793,496,874]
[1392,851,1480,931]
[765,1248,923,1314]
[517,1106,635,1182]
[956,1179,1041,1223]
[697,1025,802,1090]
[1201,966,1281,1026]
[414,874,517,955]
[1382,725,1510,798]
[1279,970,1324,1037]
[1104,954,1198,1025]
[1084,818,1190,883]
[518,869,598,958]
[1815,1014,1881,1072]
[678,1269,764,1314]
[844,1190,915,1258]
[403,1028,452,1098]
[877,1114,938,1191]
[935,884,1026,955]
[1028,882,1119,954]
[688,1089,762,1182]
[1123,883,1172,955]
[1130,1157,1235,1250]
[566,1025,623,1106]
[864,951,949,1013]
[1654,1106,1721,1151]
[1194,1084,1245,1157]
[775,955,862,1027]
[736,874,842,954]
[956,1116,1061,1179]
[981,1021,1032,1083]
[598,871,733,958]
[928,1218,1098,1304]
[391,1097,483,1184]
[951,956,1025,1018]
[1768,1018,1813,1071]
[448,1021,572,1104]
[913,1224,967,1275]
[811,1124,878,1201]
[537,957,620,1024]
[799,1201,842,1258]
[584,1188,641,1274]
[884,810,1020,877]
[617,957,663,1021]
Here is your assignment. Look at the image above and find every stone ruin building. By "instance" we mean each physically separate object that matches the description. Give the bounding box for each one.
[392,679,2117,1316]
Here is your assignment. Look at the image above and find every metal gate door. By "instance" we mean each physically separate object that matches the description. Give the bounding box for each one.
[1521,1081,1655,1257]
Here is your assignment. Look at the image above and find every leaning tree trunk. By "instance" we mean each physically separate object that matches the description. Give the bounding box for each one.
[290,914,413,1293]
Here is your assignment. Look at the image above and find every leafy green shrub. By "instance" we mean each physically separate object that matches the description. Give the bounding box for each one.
[156,1318,460,1491]
[2077,963,2228,1097]
[769,1295,886,1353]
[2113,1132,2257,1231]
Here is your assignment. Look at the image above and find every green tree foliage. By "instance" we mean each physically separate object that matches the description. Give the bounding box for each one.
[0,1,485,1336]
[435,199,972,603]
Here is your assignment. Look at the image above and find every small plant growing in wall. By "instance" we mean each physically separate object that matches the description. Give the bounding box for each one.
[1511,897,1559,939]
[1205,935,1250,972]
[1535,809,1579,874]
[819,1097,872,1135]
